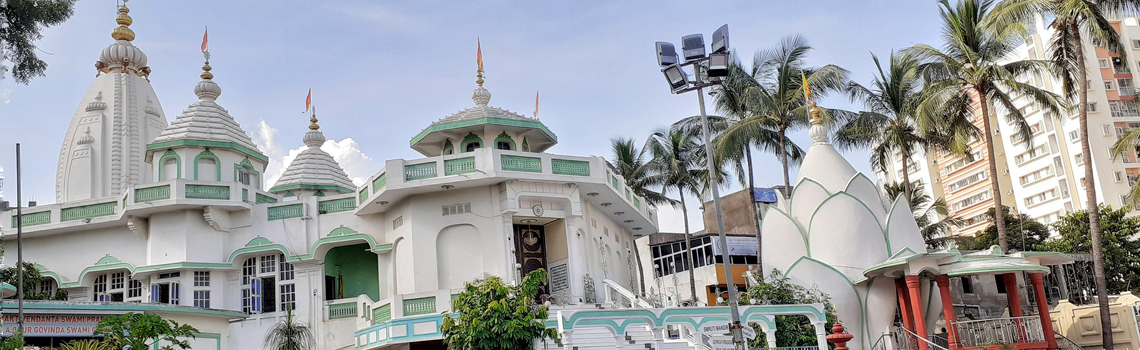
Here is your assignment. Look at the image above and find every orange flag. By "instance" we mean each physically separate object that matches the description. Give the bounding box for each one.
[201,27,208,53]
[801,71,811,102]
[477,38,483,71]
[305,89,312,113]
[534,91,540,119]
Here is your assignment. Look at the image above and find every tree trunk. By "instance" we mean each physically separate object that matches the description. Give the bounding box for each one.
[1073,26,1114,349]
[901,152,913,202]
[744,146,764,279]
[780,129,791,198]
[679,192,698,304]
[977,91,1009,253]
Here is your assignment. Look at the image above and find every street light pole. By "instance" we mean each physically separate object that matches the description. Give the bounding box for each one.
[690,61,745,349]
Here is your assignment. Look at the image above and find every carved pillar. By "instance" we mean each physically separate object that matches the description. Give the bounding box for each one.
[895,278,915,332]
[935,275,958,349]
[561,330,573,350]
[905,275,929,350]
[765,328,777,349]
[565,216,586,304]
[813,322,829,350]
[1029,273,1058,349]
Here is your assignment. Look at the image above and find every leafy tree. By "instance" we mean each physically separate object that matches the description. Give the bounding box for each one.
[883,182,964,249]
[264,307,314,350]
[609,137,672,206]
[996,1,1138,345]
[715,35,848,198]
[93,312,199,350]
[909,0,1065,254]
[0,261,67,300]
[1039,205,1140,294]
[441,269,557,350]
[966,206,1049,251]
[1,0,76,84]
[744,270,835,347]
[0,332,22,350]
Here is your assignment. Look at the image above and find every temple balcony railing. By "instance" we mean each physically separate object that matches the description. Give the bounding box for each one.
[355,147,658,232]
[0,178,279,237]
[952,316,1045,348]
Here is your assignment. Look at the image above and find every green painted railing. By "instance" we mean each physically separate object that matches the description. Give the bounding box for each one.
[185,185,230,200]
[625,188,632,201]
[634,197,641,209]
[551,159,590,176]
[11,211,51,227]
[255,193,277,204]
[610,174,620,189]
[134,185,170,202]
[61,202,117,222]
[328,302,358,320]
[403,297,436,316]
[501,155,541,172]
[372,173,387,191]
[359,188,369,203]
[404,162,437,181]
[242,188,249,202]
[318,197,356,214]
[444,157,476,175]
[268,204,304,221]
[372,303,392,325]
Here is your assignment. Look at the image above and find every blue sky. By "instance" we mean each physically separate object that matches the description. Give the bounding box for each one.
[0,0,943,232]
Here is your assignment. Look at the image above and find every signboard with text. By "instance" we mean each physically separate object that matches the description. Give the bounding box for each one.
[0,314,107,337]
[712,236,758,257]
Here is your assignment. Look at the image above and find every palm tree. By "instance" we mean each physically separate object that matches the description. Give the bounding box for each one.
[716,35,849,198]
[834,51,961,200]
[909,0,1065,254]
[264,307,315,350]
[996,1,1136,346]
[644,126,704,304]
[609,136,671,295]
[883,182,965,249]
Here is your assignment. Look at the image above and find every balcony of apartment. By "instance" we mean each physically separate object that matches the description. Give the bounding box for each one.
[0,179,278,237]
[1111,103,1140,118]
[354,147,657,232]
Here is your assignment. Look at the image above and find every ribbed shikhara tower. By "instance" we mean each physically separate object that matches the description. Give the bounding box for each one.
[55,3,167,202]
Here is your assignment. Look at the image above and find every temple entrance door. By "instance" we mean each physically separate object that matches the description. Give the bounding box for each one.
[514,223,548,295]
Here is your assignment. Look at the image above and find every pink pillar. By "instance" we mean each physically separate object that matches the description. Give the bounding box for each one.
[906,275,929,350]
[935,275,958,349]
[895,278,915,333]
[1029,273,1058,349]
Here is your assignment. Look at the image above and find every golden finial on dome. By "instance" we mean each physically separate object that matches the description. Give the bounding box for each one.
[309,107,320,131]
[200,62,213,80]
[810,102,822,126]
[110,1,136,41]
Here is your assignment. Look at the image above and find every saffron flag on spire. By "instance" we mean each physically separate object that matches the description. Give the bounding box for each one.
[477,38,483,72]
[534,91,540,119]
[801,71,811,102]
[201,27,209,53]
[305,89,312,113]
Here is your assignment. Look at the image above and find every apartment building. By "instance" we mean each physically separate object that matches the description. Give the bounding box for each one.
[879,13,1140,239]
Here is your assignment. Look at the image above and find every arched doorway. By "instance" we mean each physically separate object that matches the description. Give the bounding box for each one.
[324,243,379,301]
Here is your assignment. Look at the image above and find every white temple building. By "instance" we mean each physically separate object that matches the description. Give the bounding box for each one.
[0,4,658,349]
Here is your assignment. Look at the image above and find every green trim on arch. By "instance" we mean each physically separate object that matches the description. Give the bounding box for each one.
[410,117,557,146]
[493,132,515,150]
[0,301,249,319]
[147,139,268,163]
[460,133,483,153]
[193,150,221,181]
[442,139,454,155]
[157,150,182,180]
[227,237,296,263]
[233,158,262,190]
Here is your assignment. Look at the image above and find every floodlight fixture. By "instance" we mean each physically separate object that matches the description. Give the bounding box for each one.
[656,42,679,67]
[681,34,706,60]
[662,64,689,93]
[711,24,730,54]
[708,52,730,77]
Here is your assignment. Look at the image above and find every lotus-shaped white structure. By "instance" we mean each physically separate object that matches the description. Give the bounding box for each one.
[761,112,932,350]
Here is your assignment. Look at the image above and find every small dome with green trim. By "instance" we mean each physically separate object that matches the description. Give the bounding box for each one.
[269,112,355,195]
[411,84,556,156]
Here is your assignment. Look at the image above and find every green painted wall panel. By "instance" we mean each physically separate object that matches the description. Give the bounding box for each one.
[324,244,379,301]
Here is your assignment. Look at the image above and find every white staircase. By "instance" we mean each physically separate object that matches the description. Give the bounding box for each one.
[539,280,702,350]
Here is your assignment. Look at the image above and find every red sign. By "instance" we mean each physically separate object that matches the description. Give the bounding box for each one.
[1,314,107,336]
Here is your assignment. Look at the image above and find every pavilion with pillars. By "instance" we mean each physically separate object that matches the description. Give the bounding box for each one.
[863,246,1073,350]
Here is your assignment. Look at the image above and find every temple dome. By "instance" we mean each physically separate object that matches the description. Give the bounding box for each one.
[270,114,355,194]
[410,83,557,156]
[148,63,260,158]
[95,4,150,76]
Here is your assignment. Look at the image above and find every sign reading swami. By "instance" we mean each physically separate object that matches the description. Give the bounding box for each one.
[1,314,107,337]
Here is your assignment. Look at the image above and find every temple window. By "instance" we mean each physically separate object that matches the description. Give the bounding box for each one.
[494,132,515,150]
[241,254,296,314]
[151,272,181,305]
[91,271,145,302]
[461,133,483,153]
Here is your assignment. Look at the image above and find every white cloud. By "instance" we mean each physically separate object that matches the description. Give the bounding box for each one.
[320,138,375,186]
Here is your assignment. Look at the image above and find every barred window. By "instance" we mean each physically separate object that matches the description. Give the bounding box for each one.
[194,271,210,287]
[194,290,211,309]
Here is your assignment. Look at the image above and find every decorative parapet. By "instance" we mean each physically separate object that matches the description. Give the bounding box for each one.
[11,211,51,227]
[372,173,387,191]
[60,202,117,221]
[443,157,476,175]
[328,302,358,320]
[318,197,355,214]
[134,185,170,202]
[404,162,437,181]
[268,203,303,221]
[402,297,436,316]
[358,187,369,204]
[551,159,590,176]
[185,184,230,200]
[372,303,392,325]
[501,154,541,172]
[255,193,277,204]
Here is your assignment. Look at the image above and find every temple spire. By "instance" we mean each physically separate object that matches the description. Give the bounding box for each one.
[309,107,320,131]
[476,38,485,86]
[111,0,135,41]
